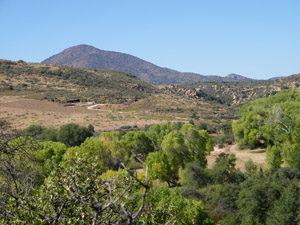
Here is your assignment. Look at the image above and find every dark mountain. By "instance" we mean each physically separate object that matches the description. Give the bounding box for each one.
[42,45,253,85]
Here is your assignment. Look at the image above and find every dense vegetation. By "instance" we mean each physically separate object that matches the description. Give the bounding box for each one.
[232,89,300,170]
[0,121,215,224]
[1,121,300,224]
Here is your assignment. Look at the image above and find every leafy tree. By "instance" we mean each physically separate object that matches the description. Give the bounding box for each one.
[58,123,93,147]
[2,156,149,224]
[179,123,212,167]
[197,183,240,223]
[236,175,282,225]
[266,145,282,171]
[146,124,213,186]
[63,137,113,171]
[121,131,154,160]
[0,127,44,220]
[146,151,177,186]
[179,161,211,190]
[140,186,214,225]
[211,153,245,184]
[37,141,67,175]
[161,131,190,167]
[24,124,58,141]
[244,160,258,178]
[147,122,181,150]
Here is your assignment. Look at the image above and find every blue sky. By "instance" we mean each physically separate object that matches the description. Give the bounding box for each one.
[0,0,299,79]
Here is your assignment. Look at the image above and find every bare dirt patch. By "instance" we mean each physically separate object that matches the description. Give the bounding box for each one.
[207,143,266,171]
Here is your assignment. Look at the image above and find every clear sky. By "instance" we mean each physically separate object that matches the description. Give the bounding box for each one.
[0,0,299,79]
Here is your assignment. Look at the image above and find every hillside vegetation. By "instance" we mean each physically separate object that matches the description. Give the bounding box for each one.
[0,59,158,103]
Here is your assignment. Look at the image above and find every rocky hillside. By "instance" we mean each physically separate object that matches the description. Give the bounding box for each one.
[164,74,300,106]
[42,44,253,85]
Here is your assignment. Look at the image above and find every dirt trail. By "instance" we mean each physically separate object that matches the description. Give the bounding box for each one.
[207,143,266,171]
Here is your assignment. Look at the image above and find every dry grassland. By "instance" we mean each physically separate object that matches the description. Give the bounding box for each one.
[0,96,169,130]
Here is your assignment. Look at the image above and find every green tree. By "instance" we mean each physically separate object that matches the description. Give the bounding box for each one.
[232,89,300,169]
[58,123,93,147]
[146,151,177,186]
[38,141,67,175]
[24,124,58,141]
[161,131,190,167]
[140,186,214,225]
[147,122,181,150]
[179,161,211,190]
[266,145,282,171]
[236,175,281,225]
[197,183,240,223]
[121,131,154,160]
[266,183,300,225]
[63,137,113,171]
[211,153,245,184]
[179,123,212,167]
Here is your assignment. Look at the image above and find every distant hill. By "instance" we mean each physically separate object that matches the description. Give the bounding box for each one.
[42,44,253,85]
[0,59,159,102]
[224,73,253,81]
[164,73,300,107]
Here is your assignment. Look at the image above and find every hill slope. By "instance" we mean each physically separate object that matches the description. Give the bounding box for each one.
[0,59,158,102]
[42,44,252,85]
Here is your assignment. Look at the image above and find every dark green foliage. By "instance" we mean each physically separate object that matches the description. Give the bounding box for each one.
[266,145,282,171]
[266,183,300,225]
[24,123,94,147]
[236,175,282,225]
[211,153,245,184]
[179,161,211,189]
[58,123,94,147]
[121,131,154,160]
[24,125,58,141]
[198,184,240,222]
[244,160,259,178]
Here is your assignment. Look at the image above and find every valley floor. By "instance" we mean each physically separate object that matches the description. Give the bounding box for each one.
[0,96,169,130]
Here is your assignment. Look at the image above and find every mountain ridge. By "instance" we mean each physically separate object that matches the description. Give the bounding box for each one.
[42,44,253,85]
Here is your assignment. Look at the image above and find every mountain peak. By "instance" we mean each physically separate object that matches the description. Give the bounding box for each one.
[42,45,255,84]
[225,73,252,81]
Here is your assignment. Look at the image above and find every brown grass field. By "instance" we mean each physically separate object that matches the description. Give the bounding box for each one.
[0,96,169,130]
